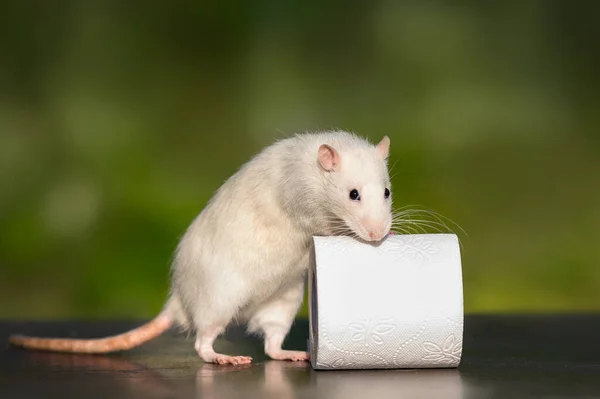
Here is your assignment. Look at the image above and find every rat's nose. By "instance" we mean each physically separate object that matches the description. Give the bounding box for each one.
[363,221,386,241]
[362,217,390,241]
[368,230,386,241]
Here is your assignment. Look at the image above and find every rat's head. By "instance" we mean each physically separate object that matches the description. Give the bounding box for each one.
[318,135,392,242]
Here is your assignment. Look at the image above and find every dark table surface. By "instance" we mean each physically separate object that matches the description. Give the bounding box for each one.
[1,314,600,399]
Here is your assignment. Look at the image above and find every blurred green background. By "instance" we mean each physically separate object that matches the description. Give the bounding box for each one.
[1,1,599,320]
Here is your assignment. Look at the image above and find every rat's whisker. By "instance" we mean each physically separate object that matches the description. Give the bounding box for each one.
[392,207,467,239]
[392,218,451,230]
[391,226,414,235]
[393,219,451,234]
[392,206,467,239]
[391,222,421,235]
[393,217,449,233]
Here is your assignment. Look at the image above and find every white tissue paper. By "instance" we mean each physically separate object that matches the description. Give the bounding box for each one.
[308,234,464,370]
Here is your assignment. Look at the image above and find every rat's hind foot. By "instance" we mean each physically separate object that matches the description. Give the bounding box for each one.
[213,355,253,365]
[195,326,252,366]
[196,344,253,366]
[267,349,310,362]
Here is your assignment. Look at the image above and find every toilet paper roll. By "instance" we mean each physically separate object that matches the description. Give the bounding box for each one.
[309,234,464,370]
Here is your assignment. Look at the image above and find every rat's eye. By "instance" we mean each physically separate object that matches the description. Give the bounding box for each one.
[349,189,360,201]
[384,188,390,199]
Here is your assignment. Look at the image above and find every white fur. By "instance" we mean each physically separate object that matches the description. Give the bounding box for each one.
[166,130,392,363]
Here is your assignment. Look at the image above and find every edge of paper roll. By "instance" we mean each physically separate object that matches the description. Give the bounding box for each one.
[308,233,464,371]
[308,244,320,365]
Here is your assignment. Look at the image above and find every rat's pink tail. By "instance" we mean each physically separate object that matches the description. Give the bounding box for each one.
[8,312,172,354]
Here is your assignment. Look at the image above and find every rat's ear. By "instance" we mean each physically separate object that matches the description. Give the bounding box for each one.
[318,144,341,171]
[376,136,390,159]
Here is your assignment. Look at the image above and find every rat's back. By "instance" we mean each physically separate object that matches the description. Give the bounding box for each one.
[168,132,331,330]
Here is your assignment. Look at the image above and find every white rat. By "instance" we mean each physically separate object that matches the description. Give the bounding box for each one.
[9,130,393,365]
